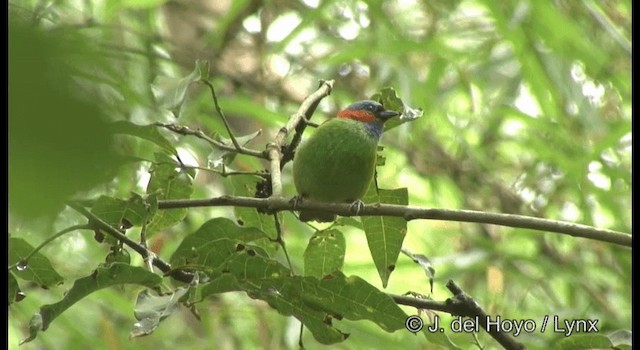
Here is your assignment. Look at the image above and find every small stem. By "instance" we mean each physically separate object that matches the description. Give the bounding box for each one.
[272,214,294,274]
[201,80,243,151]
[67,201,194,283]
[8,224,91,271]
[155,122,265,159]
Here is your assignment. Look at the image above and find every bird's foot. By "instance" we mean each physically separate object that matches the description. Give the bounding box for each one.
[290,195,304,210]
[348,199,365,216]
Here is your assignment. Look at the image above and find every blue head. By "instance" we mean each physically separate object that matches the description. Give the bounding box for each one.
[337,100,399,139]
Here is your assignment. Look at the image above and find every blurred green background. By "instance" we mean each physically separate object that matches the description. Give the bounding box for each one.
[9,0,631,349]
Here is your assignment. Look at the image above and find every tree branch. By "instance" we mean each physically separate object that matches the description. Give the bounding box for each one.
[66,202,195,283]
[265,79,334,197]
[391,280,527,350]
[279,80,334,168]
[156,196,631,247]
[154,122,266,159]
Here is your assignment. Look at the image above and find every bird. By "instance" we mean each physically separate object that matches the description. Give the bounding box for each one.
[292,100,399,222]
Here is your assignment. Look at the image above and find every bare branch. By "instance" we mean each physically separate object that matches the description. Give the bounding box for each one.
[279,80,334,168]
[265,79,334,197]
[201,80,264,156]
[155,122,265,159]
[67,202,195,283]
[392,280,527,350]
[156,196,631,247]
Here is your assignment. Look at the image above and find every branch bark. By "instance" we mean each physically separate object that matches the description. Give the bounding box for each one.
[156,196,631,247]
[67,202,195,283]
[392,280,527,350]
[265,79,334,197]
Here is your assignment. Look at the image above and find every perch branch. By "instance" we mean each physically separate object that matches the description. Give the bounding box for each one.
[156,196,631,247]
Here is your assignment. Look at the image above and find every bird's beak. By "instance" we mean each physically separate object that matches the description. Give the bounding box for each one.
[378,110,400,120]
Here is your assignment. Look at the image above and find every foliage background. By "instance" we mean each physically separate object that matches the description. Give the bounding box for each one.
[9,0,631,349]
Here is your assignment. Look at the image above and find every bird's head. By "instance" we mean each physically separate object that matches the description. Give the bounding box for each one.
[337,100,399,122]
[337,100,399,139]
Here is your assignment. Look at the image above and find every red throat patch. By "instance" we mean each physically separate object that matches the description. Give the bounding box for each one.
[337,109,376,123]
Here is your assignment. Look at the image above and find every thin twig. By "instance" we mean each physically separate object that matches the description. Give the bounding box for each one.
[583,1,631,54]
[154,122,265,159]
[183,165,269,178]
[272,214,294,275]
[201,80,264,155]
[67,201,194,283]
[156,196,631,247]
[8,224,91,271]
[391,280,526,350]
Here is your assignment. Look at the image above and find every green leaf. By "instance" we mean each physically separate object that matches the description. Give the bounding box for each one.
[202,264,407,345]
[109,121,178,156]
[361,185,408,288]
[304,229,345,278]
[130,287,189,338]
[371,87,404,112]
[170,217,269,267]
[151,63,203,115]
[91,193,157,229]
[371,87,423,131]
[196,248,407,344]
[200,250,291,296]
[608,329,632,348]
[553,334,613,350]
[145,153,194,233]
[208,129,261,168]
[20,263,162,344]
[9,21,122,219]
[251,273,407,343]
[9,273,24,304]
[8,237,63,288]
[230,175,277,238]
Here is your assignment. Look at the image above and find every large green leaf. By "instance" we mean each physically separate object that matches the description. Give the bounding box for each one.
[303,229,346,278]
[170,217,270,267]
[200,249,407,344]
[9,21,122,219]
[110,121,178,156]
[145,153,194,233]
[553,334,613,350]
[20,263,162,344]
[8,237,63,288]
[91,193,157,229]
[361,185,408,288]
[230,175,277,238]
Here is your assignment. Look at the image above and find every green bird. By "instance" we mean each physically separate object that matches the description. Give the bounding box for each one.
[293,100,399,222]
